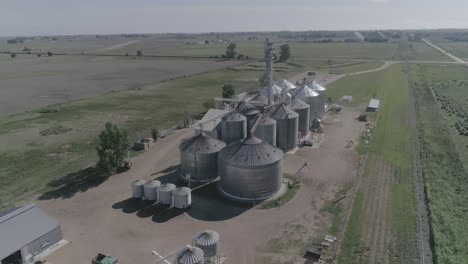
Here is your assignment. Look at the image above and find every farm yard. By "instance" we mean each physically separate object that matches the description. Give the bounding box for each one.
[1,31,468,264]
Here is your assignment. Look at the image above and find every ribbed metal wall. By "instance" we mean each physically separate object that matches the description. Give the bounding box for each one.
[176,246,204,264]
[271,104,299,151]
[237,102,260,131]
[253,115,277,146]
[218,136,284,202]
[295,85,321,122]
[179,134,226,183]
[194,230,220,258]
[221,112,247,144]
[291,97,310,138]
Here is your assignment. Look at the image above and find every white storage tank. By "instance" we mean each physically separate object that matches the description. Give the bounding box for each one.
[158,183,176,205]
[194,230,220,259]
[173,187,192,209]
[132,179,146,199]
[143,180,161,201]
[176,246,204,264]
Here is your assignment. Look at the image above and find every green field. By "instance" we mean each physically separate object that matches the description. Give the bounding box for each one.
[0,65,269,205]
[433,41,468,59]
[327,61,384,74]
[332,64,418,264]
[411,63,468,264]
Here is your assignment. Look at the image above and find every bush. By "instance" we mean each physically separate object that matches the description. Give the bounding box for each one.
[202,98,216,110]
[96,122,130,176]
[151,128,160,141]
[222,83,235,99]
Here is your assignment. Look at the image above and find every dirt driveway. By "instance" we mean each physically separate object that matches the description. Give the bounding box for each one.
[38,107,364,264]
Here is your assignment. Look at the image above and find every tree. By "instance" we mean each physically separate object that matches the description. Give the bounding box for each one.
[278,44,290,62]
[47,51,53,57]
[10,53,16,58]
[151,128,160,141]
[222,83,235,99]
[204,40,210,44]
[96,122,130,175]
[137,50,143,56]
[202,98,216,110]
[237,54,245,60]
[225,43,237,59]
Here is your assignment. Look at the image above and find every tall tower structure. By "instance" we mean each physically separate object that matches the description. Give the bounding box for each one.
[264,39,274,105]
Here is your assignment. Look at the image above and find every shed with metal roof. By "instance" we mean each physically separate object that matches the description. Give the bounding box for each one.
[366,99,380,112]
[0,203,62,264]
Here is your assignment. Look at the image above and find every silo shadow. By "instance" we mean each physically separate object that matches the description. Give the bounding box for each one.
[186,182,253,221]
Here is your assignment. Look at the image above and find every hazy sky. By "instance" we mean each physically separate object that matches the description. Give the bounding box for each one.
[1,0,468,36]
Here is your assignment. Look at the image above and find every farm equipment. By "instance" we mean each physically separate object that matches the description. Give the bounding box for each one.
[92,253,118,264]
[358,114,368,122]
[123,160,132,171]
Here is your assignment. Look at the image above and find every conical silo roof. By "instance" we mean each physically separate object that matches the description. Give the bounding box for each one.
[294,85,319,98]
[222,112,246,122]
[219,136,284,167]
[173,187,191,196]
[260,84,283,96]
[291,97,310,110]
[177,246,204,264]
[158,183,176,192]
[237,102,260,117]
[270,104,299,120]
[179,134,226,154]
[308,80,327,91]
[194,230,220,246]
[276,79,297,90]
[259,115,276,125]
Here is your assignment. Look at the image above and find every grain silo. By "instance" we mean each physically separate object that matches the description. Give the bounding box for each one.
[158,183,176,205]
[260,83,283,101]
[193,230,220,261]
[132,179,146,199]
[176,246,204,264]
[143,180,161,201]
[276,79,297,91]
[218,136,284,202]
[294,85,321,121]
[270,104,299,151]
[291,97,310,138]
[253,115,277,146]
[237,102,260,131]
[221,112,247,144]
[308,80,327,116]
[179,134,226,183]
[173,187,192,209]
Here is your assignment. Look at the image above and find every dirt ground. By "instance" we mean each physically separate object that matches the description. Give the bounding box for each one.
[37,107,364,264]
[0,56,241,115]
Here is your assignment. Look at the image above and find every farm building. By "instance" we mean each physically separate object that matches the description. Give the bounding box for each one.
[195,108,230,139]
[366,99,380,112]
[0,204,62,264]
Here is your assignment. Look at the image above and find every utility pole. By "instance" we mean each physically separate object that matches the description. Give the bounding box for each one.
[264,39,274,105]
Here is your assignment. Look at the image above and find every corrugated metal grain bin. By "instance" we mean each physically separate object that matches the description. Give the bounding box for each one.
[253,115,277,146]
[291,97,310,138]
[173,187,192,209]
[176,246,204,264]
[194,230,220,258]
[271,104,299,151]
[158,183,176,205]
[143,180,161,201]
[294,85,321,121]
[237,102,260,131]
[218,136,284,202]
[179,134,226,183]
[221,112,247,144]
[132,179,146,199]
